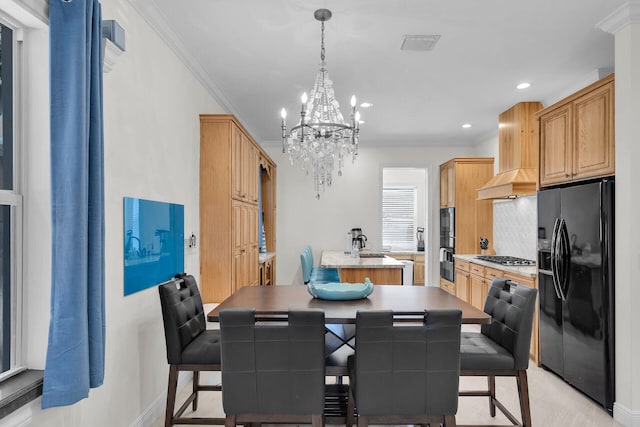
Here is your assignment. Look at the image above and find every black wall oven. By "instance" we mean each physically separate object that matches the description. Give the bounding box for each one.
[439,207,455,282]
[439,207,455,248]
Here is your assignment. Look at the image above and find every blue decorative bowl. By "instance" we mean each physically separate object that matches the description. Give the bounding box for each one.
[307,278,374,300]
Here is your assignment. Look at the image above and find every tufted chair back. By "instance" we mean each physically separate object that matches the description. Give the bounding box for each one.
[158,274,206,365]
[220,308,326,417]
[351,309,462,419]
[480,278,537,371]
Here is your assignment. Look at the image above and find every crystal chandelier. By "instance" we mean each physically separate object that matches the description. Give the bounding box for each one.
[280,8,361,199]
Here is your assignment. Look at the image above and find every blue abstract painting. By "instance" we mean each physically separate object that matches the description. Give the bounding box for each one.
[123,197,184,295]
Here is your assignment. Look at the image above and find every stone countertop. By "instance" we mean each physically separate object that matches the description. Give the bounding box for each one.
[454,254,537,278]
[385,251,426,256]
[258,252,276,263]
[320,250,405,269]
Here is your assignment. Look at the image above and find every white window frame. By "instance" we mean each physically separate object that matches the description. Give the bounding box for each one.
[0,10,25,382]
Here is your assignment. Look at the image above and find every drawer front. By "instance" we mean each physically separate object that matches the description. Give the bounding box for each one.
[440,277,455,295]
[470,263,485,276]
[484,266,504,282]
[455,259,470,272]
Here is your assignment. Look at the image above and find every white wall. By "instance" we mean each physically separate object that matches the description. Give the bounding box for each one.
[607,7,640,425]
[263,143,478,288]
[7,0,226,425]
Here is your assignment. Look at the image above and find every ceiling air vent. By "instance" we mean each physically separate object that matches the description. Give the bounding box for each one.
[400,34,441,51]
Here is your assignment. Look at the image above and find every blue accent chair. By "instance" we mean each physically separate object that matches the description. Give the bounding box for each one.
[300,246,340,284]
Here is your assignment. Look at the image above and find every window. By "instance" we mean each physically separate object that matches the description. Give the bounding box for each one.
[382,187,417,251]
[0,19,23,379]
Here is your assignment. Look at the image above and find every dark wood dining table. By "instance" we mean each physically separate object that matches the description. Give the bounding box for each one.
[206,284,490,324]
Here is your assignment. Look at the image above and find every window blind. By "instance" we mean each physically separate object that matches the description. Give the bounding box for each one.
[382,187,417,251]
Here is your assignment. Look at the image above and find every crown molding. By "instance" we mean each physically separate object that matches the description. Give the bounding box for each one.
[597,1,640,34]
[126,0,258,137]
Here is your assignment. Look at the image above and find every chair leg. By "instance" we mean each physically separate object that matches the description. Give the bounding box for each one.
[165,365,179,427]
[488,375,496,417]
[192,371,200,411]
[311,413,323,427]
[357,415,368,427]
[444,415,457,427]
[346,385,355,427]
[517,370,532,427]
[224,414,236,427]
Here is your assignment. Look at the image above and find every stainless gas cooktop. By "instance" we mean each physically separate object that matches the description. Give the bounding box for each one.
[475,255,536,266]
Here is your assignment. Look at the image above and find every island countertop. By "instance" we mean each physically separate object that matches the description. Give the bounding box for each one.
[320,250,405,269]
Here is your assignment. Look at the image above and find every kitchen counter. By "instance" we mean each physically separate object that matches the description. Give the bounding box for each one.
[320,250,405,285]
[454,254,537,278]
[321,250,405,269]
[258,252,276,263]
[386,250,425,256]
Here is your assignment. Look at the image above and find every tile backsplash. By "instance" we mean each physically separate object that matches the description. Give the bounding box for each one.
[492,195,537,260]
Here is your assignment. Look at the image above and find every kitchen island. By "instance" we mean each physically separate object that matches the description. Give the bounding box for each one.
[320,250,405,285]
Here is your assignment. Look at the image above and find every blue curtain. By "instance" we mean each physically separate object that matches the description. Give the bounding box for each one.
[43,0,105,408]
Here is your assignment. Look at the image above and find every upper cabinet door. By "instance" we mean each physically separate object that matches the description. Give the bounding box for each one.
[439,162,455,208]
[232,124,244,200]
[439,164,448,208]
[573,81,615,181]
[538,74,614,188]
[539,104,573,187]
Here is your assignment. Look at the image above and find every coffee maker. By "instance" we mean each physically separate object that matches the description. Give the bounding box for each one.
[416,227,425,251]
[351,228,367,250]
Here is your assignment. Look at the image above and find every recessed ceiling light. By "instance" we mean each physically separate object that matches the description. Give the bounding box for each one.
[462,123,472,129]
[360,102,373,108]
[358,120,366,124]
[517,82,531,89]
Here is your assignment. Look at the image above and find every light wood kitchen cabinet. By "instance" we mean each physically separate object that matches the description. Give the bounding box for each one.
[537,74,614,187]
[200,115,277,303]
[498,102,541,173]
[439,158,494,254]
[469,270,488,312]
[468,262,504,309]
[454,259,470,303]
[414,255,425,285]
[440,277,455,295]
[388,253,425,285]
[439,162,455,208]
[233,127,259,203]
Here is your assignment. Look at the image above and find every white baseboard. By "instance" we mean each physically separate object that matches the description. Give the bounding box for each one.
[614,402,640,427]
[130,372,193,427]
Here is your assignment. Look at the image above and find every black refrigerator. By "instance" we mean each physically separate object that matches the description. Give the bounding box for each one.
[537,178,615,413]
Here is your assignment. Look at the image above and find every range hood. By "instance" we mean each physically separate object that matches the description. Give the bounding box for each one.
[476,168,537,199]
[477,102,542,200]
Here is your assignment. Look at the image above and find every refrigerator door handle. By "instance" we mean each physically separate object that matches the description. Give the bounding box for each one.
[550,218,562,300]
[558,218,571,301]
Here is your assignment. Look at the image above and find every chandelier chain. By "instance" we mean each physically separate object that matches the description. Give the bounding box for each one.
[320,21,325,62]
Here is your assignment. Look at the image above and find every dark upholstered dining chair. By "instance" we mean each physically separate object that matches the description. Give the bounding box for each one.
[459,278,538,427]
[219,308,327,427]
[348,309,463,427]
[158,274,224,426]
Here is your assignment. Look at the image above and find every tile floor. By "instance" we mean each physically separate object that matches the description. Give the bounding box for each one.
[151,361,621,427]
